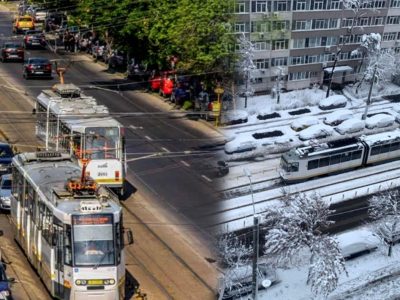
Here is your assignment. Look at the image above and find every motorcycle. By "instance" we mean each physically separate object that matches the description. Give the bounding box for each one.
[217,160,229,177]
[108,50,126,72]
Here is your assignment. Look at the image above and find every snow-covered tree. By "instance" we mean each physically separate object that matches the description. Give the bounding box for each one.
[238,33,255,107]
[264,192,346,297]
[368,189,400,257]
[216,233,253,300]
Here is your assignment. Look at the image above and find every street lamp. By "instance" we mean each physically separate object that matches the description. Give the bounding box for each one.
[244,168,259,300]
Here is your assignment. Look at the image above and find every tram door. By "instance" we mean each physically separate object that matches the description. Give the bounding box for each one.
[54,222,64,299]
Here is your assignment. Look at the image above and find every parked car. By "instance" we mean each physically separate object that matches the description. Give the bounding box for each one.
[299,124,334,141]
[366,113,395,129]
[218,263,278,300]
[336,229,380,260]
[225,140,257,154]
[0,174,11,211]
[335,118,365,135]
[0,143,13,175]
[23,57,52,79]
[13,15,35,34]
[319,95,347,110]
[0,262,14,300]
[0,43,24,62]
[291,116,319,131]
[323,109,353,126]
[23,30,46,49]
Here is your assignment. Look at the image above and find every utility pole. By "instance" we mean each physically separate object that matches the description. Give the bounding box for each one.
[276,68,282,104]
[244,169,259,300]
[362,64,377,120]
[244,70,249,108]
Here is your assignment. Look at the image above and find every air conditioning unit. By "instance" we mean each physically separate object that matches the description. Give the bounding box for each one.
[260,70,266,74]
[272,12,279,18]
[262,12,270,19]
[325,46,331,52]
[259,32,265,39]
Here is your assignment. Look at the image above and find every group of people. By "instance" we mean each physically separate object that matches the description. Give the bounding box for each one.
[62,30,77,52]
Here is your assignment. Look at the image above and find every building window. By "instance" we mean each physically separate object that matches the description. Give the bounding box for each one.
[383,32,397,40]
[308,55,320,63]
[326,36,338,46]
[272,57,288,66]
[323,53,334,62]
[293,39,306,48]
[373,0,386,7]
[289,72,310,80]
[313,19,327,29]
[339,52,349,60]
[358,17,370,26]
[295,0,307,10]
[273,21,288,30]
[329,0,341,9]
[291,56,306,65]
[374,17,384,25]
[342,18,354,27]
[308,36,322,47]
[387,16,400,25]
[254,42,268,50]
[254,59,269,69]
[392,0,400,7]
[256,1,268,12]
[275,1,289,11]
[310,71,319,78]
[235,23,246,32]
[329,19,339,28]
[313,0,324,10]
[235,2,247,13]
[294,20,312,30]
[274,39,288,50]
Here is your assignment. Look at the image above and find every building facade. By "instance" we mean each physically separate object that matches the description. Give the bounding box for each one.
[234,0,400,93]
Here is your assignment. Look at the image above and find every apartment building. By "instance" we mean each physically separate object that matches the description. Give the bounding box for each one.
[234,0,400,93]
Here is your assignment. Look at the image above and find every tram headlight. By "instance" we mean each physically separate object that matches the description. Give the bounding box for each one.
[75,279,87,286]
[104,279,109,285]
[109,279,115,285]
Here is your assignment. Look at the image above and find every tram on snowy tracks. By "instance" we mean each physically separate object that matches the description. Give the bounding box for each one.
[279,129,400,182]
[10,151,133,300]
[34,83,126,196]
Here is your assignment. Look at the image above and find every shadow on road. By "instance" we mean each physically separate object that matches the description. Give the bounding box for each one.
[87,79,147,92]
[125,270,140,299]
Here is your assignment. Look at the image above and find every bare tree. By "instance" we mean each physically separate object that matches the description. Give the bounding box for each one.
[216,233,253,300]
[265,192,346,297]
[368,189,400,257]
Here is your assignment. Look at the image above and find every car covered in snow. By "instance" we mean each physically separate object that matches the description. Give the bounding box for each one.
[298,124,334,141]
[323,109,353,126]
[365,113,395,129]
[318,95,347,110]
[336,229,380,260]
[290,116,319,131]
[335,118,365,135]
[224,139,257,154]
[218,263,278,299]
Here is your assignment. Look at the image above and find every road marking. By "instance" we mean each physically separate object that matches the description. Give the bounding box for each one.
[201,175,212,182]
[180,160,190,167]
[129,125,143,130]
[144,135,153,141]
[161,147,170,152]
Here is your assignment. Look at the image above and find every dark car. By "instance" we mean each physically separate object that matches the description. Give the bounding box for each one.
[0,261,14,300]
[0,143,13,175]
[0,43,24,62]
[23,30,46,49]
[23,57,52,79]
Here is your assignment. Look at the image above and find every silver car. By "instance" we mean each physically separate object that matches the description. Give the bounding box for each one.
[0,174,11,211]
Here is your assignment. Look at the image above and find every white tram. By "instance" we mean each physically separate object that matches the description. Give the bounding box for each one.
[34,84,126,195]
[279,130,400,182]
[10,151,133,300]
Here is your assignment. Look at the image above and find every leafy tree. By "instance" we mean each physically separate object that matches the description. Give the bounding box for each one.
[265,192,346,297]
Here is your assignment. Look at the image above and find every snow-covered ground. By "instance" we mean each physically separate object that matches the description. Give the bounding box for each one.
[257,226,400,300]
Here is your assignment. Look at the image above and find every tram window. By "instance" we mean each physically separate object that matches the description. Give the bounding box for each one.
[64,225,72,266]
[308,159,318,170]
[330,154,341,165]
[390,142,400,152]
[352,150,362,160]
[371,146,380,156]
[116,222,121,264]
[381,143,391,153]
[38,202,45,230]
[341,152,352,162]
[42,206,53,245]
[319,157,329,167]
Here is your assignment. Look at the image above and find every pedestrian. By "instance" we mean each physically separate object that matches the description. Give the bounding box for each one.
[69,34,76,53]
[63,30,70,52]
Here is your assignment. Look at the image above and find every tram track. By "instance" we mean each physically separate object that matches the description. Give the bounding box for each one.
[207,159,400,233]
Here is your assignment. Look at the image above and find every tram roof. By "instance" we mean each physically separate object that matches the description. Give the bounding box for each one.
[63,116,122,132]
[13,152,121,215]
[360,129,400,145]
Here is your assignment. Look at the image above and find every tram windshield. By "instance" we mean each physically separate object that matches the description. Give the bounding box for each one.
[72,215,115,267]
[84,127,119,159]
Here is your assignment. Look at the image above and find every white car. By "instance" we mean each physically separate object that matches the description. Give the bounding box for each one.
[319,95,347,110]
[323,109,353,126]
[0,174,11,211]
[335,118,365,135]
[299,124,334,141]
[336,229,380,260]
[291,116,319,131]
[224,140,257,154]
[366,114,395,129]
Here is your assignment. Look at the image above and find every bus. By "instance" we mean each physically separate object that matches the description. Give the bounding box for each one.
[34,83,126,196]
[10,151,133,300]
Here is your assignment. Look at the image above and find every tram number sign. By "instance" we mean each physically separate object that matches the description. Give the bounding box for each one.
[73,214,112,225]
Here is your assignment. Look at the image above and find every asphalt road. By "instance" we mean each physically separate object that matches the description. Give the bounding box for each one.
[0,10,226,234]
